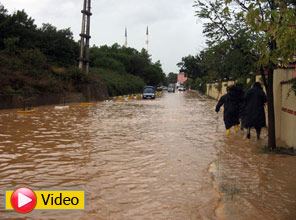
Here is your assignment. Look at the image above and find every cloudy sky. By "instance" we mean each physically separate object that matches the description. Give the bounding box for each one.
[1,0,206,74]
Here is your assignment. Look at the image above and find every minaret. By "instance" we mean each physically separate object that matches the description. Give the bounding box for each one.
[78,0,92,73]
[124,27,128,47]
[145,26,149,52]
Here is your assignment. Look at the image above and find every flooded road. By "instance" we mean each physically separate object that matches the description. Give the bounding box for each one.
[0,91,296,220]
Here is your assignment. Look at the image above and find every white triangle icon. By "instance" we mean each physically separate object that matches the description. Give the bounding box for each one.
[18,193,32,208]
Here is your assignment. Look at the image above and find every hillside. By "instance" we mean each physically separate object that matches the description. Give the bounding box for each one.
[0,3,166,98]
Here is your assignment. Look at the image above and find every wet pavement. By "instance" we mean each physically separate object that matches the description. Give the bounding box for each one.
[0,91,296,219]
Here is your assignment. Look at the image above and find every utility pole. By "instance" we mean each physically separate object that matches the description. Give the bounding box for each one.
[145,26,149,52]
[124,27,128,47]
[79,0,92,73]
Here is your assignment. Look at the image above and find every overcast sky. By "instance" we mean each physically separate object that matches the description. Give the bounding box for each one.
[0,0,206,74]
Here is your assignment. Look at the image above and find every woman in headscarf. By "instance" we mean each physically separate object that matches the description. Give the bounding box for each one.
[242,82,267,139]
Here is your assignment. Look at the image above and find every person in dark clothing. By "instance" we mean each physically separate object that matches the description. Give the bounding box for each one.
[215,86,241,134]
[242,82,267,139]
[236,83,246,130]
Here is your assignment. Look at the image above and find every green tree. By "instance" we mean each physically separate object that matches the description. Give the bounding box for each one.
[144,61,166,86]
[167,72,178,84]
[6,9,37,49]
[198,43,229,81]
[0,5,79,66]
[94,56,126,73]
[0,4,7,21]
[90,44,165,87]
[0,4,9,49]
[177,55,204,79]
[37,23,79,65]
[194,0,258,78]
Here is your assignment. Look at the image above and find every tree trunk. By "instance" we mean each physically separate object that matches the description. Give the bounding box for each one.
[266,67,276,149]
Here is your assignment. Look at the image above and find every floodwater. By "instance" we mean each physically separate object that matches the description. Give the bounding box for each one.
[0,91,296,220]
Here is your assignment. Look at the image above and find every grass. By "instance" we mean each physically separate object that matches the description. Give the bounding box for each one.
[0,52,91,95]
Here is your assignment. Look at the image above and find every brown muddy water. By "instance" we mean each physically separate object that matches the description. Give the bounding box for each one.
[0,91,295,220]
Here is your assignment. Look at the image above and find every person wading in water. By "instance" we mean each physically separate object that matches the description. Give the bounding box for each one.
[215,85,241,134]
[242,82,267,139]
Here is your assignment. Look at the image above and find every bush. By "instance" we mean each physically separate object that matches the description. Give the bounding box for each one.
[19,48,47,69]
[194,77,207,93]
[3,37,20,55]
[89,68,145,96]
[94,57,126,73]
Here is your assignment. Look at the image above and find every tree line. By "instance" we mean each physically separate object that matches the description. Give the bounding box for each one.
[0,3,166,96]
[89,44,166,96]
[0,4,78,65]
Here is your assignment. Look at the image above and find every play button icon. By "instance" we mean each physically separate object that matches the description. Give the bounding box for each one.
[10,187,37,213]
[18,192,33,208]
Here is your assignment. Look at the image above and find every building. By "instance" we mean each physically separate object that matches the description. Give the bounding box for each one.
[177,72,187,86]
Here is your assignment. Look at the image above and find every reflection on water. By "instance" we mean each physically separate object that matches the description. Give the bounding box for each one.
[0,91,295,220]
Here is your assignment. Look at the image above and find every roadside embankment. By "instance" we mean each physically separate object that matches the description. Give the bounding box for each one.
[0,84,109,110]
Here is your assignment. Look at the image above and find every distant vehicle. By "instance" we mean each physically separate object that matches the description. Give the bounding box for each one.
[168,83,175,93]
[162,86,168,90]
[157,86,163,91]
[178,85,186,91]
[142,86,156,99]
[168,87,175,92]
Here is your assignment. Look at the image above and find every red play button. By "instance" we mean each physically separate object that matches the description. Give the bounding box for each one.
[10,187,37,213]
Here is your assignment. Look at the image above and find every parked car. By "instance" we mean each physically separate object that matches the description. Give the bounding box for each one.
[168,83,175,93]
[162,86,168,90]
[178,85,186,91]
[142,86,156,99]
